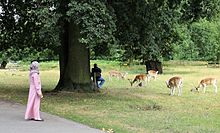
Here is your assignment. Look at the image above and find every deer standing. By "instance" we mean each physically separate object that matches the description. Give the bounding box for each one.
[192,78,217,93]
[109,70,128,80]
[147,70,158,81]
[166,76,183,96]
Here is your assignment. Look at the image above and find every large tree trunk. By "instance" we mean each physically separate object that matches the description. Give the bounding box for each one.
[0,61,7,69]
[145,60,163,74]
[53,21,94,92]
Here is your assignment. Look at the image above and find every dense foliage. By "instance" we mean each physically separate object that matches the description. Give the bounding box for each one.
[66,0,117,59]
[0,0,220,62]
[111,0,183,62]
[0,1,59,61]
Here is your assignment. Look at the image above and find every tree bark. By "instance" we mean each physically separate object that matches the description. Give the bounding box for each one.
[145,60,163,74]
[53,21,94,92]
[0,61,7,69]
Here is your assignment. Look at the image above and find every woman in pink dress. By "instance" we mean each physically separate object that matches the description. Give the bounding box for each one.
[25,61,44,121]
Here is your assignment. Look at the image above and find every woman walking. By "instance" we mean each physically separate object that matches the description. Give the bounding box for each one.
[25,61,44,121]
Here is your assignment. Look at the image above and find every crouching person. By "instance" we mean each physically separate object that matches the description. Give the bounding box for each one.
[91,63,105,89]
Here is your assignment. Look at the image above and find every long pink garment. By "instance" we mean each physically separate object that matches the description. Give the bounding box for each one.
[25,73,42,120]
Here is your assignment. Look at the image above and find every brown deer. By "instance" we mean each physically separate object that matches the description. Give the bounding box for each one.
[147,70,158,81]
[166,76,183,96]
[109,70,128,80]
[128,74,147,87]
[191,78,217,93]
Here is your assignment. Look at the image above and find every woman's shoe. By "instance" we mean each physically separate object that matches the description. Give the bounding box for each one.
[34,119,44,121]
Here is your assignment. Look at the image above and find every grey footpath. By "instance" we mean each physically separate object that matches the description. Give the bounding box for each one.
[0,100,104,133]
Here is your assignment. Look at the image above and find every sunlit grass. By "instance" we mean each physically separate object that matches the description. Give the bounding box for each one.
[1,60,220,133]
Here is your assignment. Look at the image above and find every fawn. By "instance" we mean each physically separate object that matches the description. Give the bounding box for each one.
[109,70,128,80]
[147,70,158,81]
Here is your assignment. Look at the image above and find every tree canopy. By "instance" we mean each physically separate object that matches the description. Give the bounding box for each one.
[1,0,220,62]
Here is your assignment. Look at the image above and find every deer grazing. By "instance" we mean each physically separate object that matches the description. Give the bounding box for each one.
[147,70,158,81]
[109,70,128,80]
[191,78,217,93]
[166,76,183,96]
[128,70,158,87]
[128,74,148,87]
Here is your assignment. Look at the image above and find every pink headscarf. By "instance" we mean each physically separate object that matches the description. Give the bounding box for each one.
[30,61,39,76]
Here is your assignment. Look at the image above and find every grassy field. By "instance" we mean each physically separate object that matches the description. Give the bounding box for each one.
[1,60,220,133]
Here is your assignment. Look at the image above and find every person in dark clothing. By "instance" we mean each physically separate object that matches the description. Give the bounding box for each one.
[91,64,105,88]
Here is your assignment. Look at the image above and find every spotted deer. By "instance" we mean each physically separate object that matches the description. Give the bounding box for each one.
[147,70,158,81]
[109,70,128,80]
[128,74,147,87]
[166,76,183,96]
[191,78,217,93]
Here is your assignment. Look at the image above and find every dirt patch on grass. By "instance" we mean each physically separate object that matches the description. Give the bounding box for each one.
[129,103,162,111]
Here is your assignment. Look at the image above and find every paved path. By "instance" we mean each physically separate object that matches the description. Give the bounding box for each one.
[0,100,104,133]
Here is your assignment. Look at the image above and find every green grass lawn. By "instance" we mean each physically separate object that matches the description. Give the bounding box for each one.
[1,60,220,133]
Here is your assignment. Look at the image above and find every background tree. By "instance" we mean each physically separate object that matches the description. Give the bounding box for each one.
[0,0,59,61]
[173,0,220,61]
[181,0,220,22]
[190,19,220,61]
[109,0,184,72]
[173,24,198,60]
